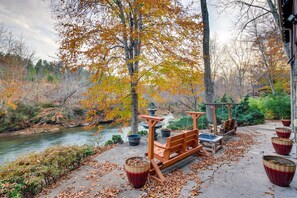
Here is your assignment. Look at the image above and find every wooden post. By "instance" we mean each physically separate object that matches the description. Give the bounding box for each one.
[139,115,165,182]
[210,105,219,135]
[185,111,205,130]
[227,104,232,119]
[138,115,164,161]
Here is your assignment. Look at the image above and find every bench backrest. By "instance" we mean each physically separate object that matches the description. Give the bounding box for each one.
[221,120,229,130]
[166,133,186,155]
[228,118,235,130]
[183,129,199,148]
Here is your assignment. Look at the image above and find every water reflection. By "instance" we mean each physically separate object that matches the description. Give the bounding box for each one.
[0,114,173,166]
[0,126,127,166]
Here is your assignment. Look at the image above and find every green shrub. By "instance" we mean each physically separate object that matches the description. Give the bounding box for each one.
[248,92,290,119]
[72,108,85,117]
[104,140,113,146]
[234,96,265,126]
[138,130,148,136]
[167,115,207,130]
[0,103,40,132]
[0,145,95,197]
[104,135,123,146]
[47,75,54,82]
[111,135,123,144]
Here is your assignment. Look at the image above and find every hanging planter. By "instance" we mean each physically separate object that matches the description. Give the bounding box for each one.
[281,119,291,127]
[275,127,291,139]
[125,156,150,188]
[262,155,296,187]
[161,128,171,137]
[271,137,293,155]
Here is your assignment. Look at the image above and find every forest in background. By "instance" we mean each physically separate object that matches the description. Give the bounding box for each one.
[0,0,291,134]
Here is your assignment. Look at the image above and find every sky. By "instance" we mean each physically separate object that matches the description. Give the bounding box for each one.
[0,0,233,61]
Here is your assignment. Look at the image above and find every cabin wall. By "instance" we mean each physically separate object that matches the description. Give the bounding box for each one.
[292,0,297,143]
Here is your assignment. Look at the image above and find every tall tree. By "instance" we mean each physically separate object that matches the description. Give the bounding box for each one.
[200,0,214,122]
[52,0,203,133]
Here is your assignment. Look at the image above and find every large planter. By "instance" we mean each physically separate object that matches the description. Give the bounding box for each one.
[125,157,150,188]
[161,128,171,137]
[128,134,141,146]
[271,137,293,155]
[275,127,292,139]
[281,119,291,127]
[262,155,296,187]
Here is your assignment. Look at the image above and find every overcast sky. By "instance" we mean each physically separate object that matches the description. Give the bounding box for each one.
[0,0,233,61]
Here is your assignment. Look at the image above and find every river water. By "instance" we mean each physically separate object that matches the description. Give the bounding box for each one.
[0,114,173,166]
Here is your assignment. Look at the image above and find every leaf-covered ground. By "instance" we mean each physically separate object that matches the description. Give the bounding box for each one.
[39,122,297,198]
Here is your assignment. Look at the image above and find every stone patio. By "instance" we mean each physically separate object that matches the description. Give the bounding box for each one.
[39,121,297,197]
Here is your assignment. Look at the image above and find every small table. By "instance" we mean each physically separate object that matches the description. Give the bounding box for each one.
[199,133,223,154]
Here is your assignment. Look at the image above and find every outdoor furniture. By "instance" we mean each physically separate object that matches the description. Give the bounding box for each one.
[205,103,238,138]
[208,118,236,137]
[153,133,186,163]
[139,111,208,183]
[199,133,223,154]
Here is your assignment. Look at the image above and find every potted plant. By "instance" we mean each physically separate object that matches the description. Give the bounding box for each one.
[125,156,150,188]
[281,118,291,127]
[161,128,171,137]
[128,134,141,146]
[262,155,296,187]
[275,127,292,138]
[271,137,293,155]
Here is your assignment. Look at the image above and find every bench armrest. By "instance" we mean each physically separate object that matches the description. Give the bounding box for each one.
[154,141,167,149]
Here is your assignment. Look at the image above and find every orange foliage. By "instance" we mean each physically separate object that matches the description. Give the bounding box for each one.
[53,0,204,129]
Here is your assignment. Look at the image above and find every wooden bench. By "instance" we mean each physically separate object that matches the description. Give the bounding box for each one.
[209,118,236,137]
[139,113,208,183]
[154,133,186,163]
[153,129,204,166]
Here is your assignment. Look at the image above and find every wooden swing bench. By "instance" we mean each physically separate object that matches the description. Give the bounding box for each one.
[154,129,202,164]
[139,112,208,183]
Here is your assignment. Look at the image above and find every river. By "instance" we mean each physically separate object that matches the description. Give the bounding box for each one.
[0,114,173,166]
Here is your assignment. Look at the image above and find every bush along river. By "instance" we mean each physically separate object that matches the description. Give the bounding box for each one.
[0,114,173,166]
[0,126,130,166]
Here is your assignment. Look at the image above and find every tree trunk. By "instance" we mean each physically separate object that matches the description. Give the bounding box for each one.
[131,82,138,134]
[200,0,214,123]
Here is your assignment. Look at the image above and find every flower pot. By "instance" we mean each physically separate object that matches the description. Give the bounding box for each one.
[128,134,141,146]
[281,119,291,127]
[271,137,293,155]
[275,127,291,139]
[125,156,150,188]
[262,155,296,187]
[161,128,171,137]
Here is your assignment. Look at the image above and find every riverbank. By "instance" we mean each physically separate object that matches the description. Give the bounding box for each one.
[38,121,297,197]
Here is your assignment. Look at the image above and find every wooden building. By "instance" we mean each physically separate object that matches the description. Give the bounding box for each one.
[278,0,297,147]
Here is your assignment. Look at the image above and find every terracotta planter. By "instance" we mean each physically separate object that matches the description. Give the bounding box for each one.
[271,137,293,155]
[125,157,150,188]
[281,119,291,127]
[275,127,292,139]
[262,155,296,187]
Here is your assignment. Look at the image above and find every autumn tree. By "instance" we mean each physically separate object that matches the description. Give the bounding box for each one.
[52,0,203,133]
[0,24,34,114]
[250,24,288,94]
